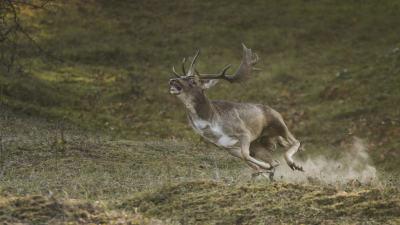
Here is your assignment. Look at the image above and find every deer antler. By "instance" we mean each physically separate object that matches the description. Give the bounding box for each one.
[181,58,186,76]
[196,44,260,85]
[187,50,200,77]
[172,50,200,78]
[172,67,182,78]
[172,58,188,78]
[172,44,260,85]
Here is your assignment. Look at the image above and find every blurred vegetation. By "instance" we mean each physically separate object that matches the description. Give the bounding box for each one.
[0,0,400,223]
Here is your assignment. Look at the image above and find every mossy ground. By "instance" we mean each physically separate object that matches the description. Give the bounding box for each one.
[0,194,162,224]
[1,0,400,224]
[118,180,400,224]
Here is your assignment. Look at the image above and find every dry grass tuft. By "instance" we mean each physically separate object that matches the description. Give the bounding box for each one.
[0,194,163,225]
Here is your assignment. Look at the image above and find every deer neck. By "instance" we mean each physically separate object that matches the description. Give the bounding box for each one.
[178,91,214,121]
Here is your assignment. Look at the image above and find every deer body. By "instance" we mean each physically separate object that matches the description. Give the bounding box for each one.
[186,100,264,147]
[190,116,239,148]
[170,44,303,180]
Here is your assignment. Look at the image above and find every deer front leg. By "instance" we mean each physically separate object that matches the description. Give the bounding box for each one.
[226,147,270,179]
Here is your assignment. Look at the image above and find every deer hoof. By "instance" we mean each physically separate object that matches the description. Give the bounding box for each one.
[289,163,295,171]
[290,163,305,172]
[252,166,277,179]
[267,166,276,182]
[269,172,275,182]
[252,172,260,178]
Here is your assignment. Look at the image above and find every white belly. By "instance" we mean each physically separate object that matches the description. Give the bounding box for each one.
[191,119,238,148]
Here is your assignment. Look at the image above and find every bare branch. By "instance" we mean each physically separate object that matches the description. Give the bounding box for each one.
[9,0,58,15]
[0,0,61,74]
[7,0,61,61]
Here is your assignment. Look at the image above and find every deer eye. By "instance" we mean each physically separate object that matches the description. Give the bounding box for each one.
[189,80,196,85]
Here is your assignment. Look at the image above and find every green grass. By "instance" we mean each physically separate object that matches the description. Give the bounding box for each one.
[1,0,400,223]
[0,105,252,201]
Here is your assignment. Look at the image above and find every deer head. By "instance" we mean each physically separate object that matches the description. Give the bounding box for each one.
[169,44,260,100]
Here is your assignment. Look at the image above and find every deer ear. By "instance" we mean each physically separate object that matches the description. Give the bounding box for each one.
[203,79,219,89]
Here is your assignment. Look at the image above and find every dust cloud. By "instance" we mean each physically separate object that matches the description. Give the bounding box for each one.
[275,137,378,185]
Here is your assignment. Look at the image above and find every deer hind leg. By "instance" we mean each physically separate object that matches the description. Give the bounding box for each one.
[250,139,280,181]
[252,138,280,168]
[283,133,304,171]
[238,135,281,176]
[276,136,290,148]
[269,111,304,172]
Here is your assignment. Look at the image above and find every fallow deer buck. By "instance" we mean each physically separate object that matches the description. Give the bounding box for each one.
[169,44,304,181]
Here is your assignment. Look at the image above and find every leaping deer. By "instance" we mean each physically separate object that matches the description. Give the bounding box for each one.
[169,44,304,181]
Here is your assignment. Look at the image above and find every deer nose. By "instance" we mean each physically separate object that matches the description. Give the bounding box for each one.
[169,79,175,85]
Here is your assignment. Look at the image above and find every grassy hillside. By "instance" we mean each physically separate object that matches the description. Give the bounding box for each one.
[1,0,399,171]
[0,105,399,224]
[1,0,400,223]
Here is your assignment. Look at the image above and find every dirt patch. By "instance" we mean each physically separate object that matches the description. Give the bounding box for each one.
[275,137,379,185]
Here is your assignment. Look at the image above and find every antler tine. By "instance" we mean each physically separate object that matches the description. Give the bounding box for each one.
[215,64,232,79]
[187,50,200,76]
[196,44,260,85]
[220,64,232,76]
[172,67,182,78]
[252,53,261,68]
[194,64,231,79]
[181,58,186,76]
[194,66,200,76]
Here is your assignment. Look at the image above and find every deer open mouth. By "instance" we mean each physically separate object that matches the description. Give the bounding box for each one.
[170,83,182,95]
